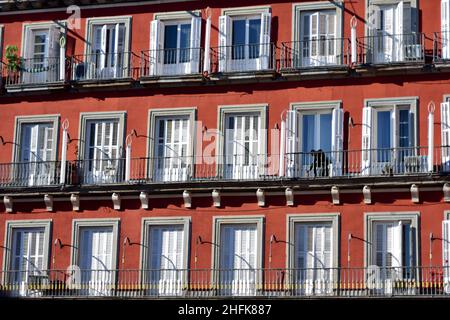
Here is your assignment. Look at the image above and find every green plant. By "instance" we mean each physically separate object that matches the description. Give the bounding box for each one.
[5,45,21,72]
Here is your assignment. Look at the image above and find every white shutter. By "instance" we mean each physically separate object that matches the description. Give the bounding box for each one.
[218,15,231,72]
[30,125,39,162]
[150,20,164,76]
[443,0,450,59]
[190,16,202,74]
[442,220,450,293]
[286,110,298,177]
[331,108,344,176]
[396,1,405,61]
[362,106,373,174]
[258,12,271,70]
[441,102,450,171]
[392,221,403,269]
[58,25,66,81]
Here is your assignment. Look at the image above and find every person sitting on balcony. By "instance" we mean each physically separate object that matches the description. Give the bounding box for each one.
[308,149,330,178]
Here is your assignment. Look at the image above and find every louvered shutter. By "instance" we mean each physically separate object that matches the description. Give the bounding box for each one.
[56,25,66,81]
[442,220,450,293]
[286,110,298,177]
[150,20,164,76]
[189,16,202,74]
[392,221,403,271]
[258,12,271,70]
[441,102,450,171]
[362,107,373,175]
[331,108,343,177]
[218,15,231,72]
[99,25,107,71]
[443,0,450,59]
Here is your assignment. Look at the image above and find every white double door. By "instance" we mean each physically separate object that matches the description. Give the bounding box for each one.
[224,113,260,180]
[154,117,190,182]
[92,23,125,79]
[219,224,258,296]
[19,123,55,186]
[78,227,114,296]
[11,228,46,297]
[147,225,185,296]
[294,223,333,295]
[300,11,337,67]
[373,3,406,63]
[85,120,121,184]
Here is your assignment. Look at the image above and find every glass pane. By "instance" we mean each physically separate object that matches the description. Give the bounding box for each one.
[164,25,178,64]
[377,111,392,162]
[249,19,261,59]
[399,109,410,148]
[232,20,246,60]
[319,114,332,152]
[179,24,191,63]
[302,115,315,154]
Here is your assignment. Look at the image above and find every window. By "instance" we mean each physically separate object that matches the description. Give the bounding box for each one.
[300,10,337,66]
[21,23,66,84]
[13,115,59,187]
[149,13,201,76]
[218,8,271,72]
[212,216,264,297]
[287,214,339,296]
[80,17,131,80]
[79,112,126,184]
[3,220,52,297]
[286,102,343,178]
[365,212,419,294]
[362,98,419,175]
[368,0,419,63]
[443,215,450,293]
[148,108,195,182]
[71,219,119,297]
[218,105,267,181]
[141,217,190,297]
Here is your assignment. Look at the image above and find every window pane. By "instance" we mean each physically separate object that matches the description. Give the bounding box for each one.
[249,19,261,59]
[302,114,315,168]
[377,111,391,162]
[232,20,246,60]
[399,109,410,148]
[164,25,178,64]
[319,114,332,152]
[179,24,191,63]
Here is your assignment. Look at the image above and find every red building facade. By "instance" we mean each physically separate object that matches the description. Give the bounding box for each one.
[0,0,449,298]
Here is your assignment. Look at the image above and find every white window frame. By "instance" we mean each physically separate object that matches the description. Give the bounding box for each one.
[147,108,196,181]
[21,21,67,82]
[292,2,343,67]
[2,219,52,278]
[70,218,120,270]
[364,212,420,269]
[217,104,268,178]
[211,215,264,295]
[12,114,60,163]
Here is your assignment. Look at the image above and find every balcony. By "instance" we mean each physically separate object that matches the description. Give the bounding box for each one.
[209,43,276,80]
[70,52,136,87]
[1,266,449,298]
[139,47,204,85]
[0,161,63,188]
[280,38,351,76]
[433,31,450,65]
[0,147,447,190]
[356,33,425,66]
[4,56,66,92]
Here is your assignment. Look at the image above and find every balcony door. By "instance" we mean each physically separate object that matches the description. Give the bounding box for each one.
[294,223,333,296]
[154,116,190,182]
[218,13,271,72]
[162,21,191,75]
[219,224,258,296]
[300,11,337,67]
[224,113,260,180]
[78,227,114,296]
[10,228,46,297]
[84,120,121,184]
[147,225,185,296]
[92,24,125,79]
[19,122,55,186]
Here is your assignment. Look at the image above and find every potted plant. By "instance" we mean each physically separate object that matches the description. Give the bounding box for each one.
[5,45,22,83]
